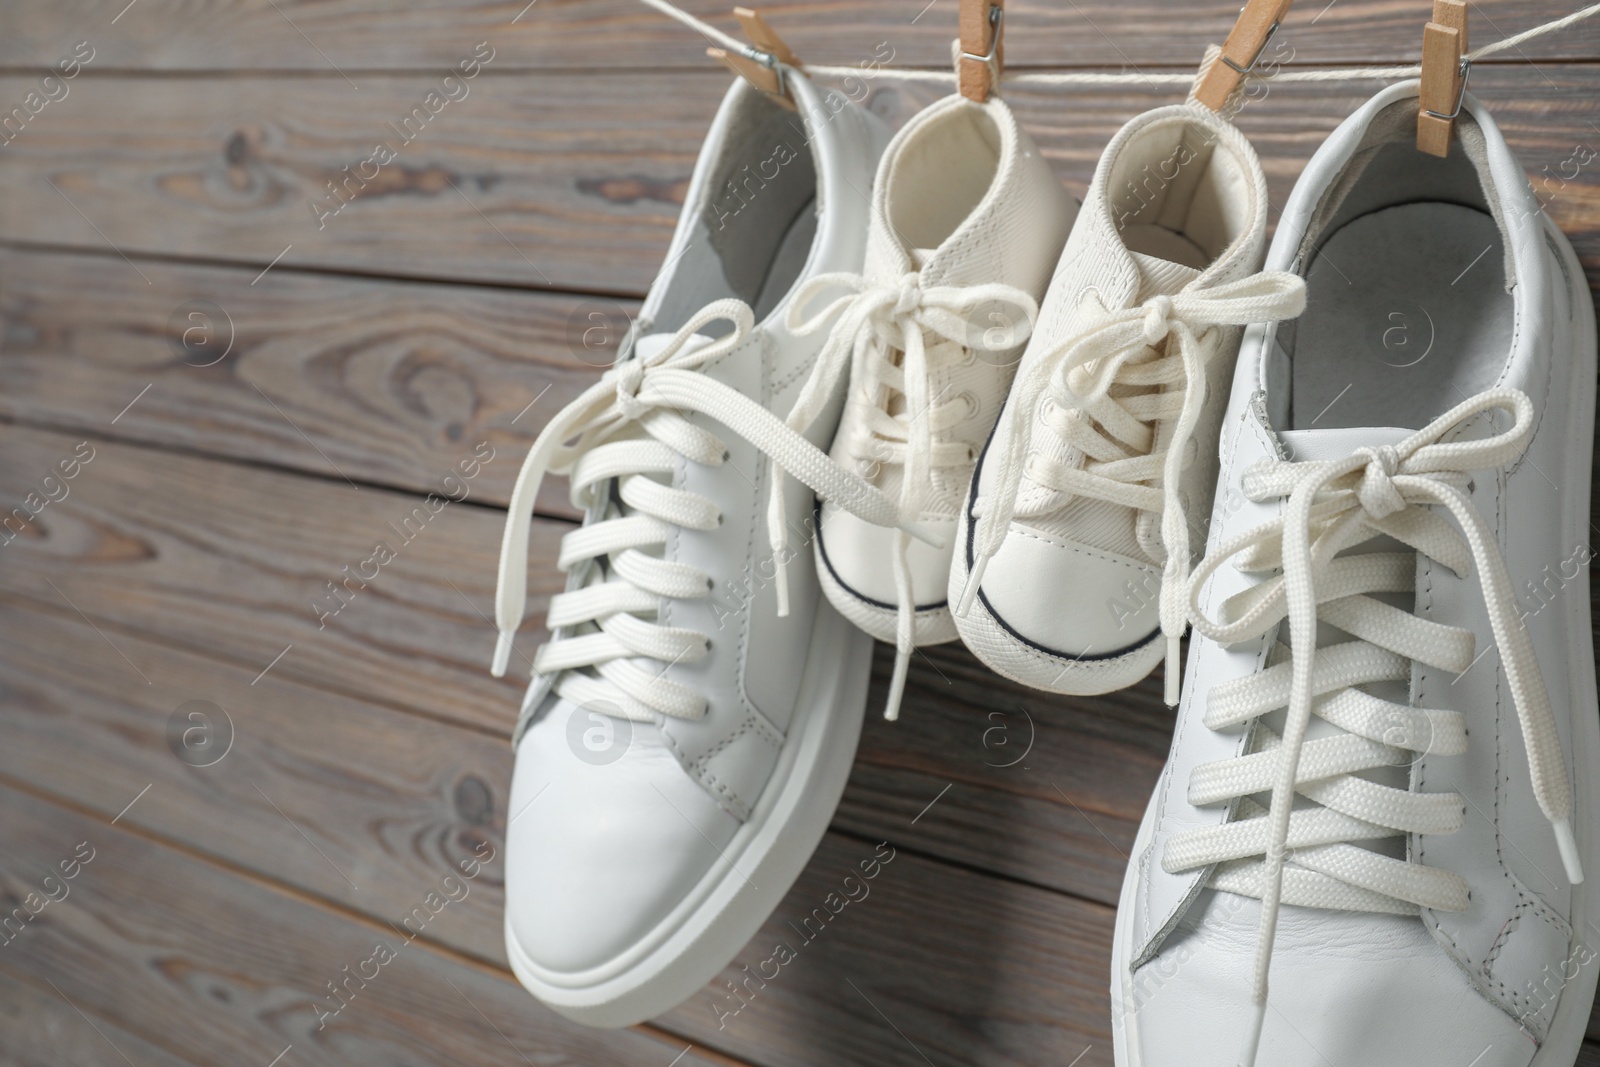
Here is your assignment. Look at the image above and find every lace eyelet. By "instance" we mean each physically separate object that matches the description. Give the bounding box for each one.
[958,390,981,420]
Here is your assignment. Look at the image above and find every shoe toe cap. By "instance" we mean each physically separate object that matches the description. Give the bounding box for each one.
[818,504,954,609]
[504,700,739,976]
[979,525,1160,656]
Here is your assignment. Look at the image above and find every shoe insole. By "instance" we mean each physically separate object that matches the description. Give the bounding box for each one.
[1290,201,1512,430]
[752,196,817,322]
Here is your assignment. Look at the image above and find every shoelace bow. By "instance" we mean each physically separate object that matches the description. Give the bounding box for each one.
[956,272,1307,704]
[492,298,935,721]
[785,270,1039,719]
[1174,387,1581,1067]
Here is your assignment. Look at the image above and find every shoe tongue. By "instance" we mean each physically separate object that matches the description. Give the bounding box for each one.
[1130,250,1201,301]
[1277,425,1412,462]
[909,247,937,270]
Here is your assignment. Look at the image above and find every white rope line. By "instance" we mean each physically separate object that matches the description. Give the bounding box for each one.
[639,0,1600,91]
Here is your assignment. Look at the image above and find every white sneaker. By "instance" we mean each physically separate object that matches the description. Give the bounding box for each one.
[1111,82,1599,1067]
[787,91,1075,719]
[952,103,1304,703]
[490,71,920,1027]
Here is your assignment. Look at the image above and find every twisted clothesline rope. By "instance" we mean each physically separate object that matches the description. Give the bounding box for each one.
[637,0,1600,89]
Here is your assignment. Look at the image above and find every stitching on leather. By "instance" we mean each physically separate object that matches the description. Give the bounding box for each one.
[1499,229,1559,478]
[664,332,789,815]
[1006,525,1157,573]
[1483,902,1522,974]
[695,714,779,821]
[657,724,747,821]
[770,333,812,395]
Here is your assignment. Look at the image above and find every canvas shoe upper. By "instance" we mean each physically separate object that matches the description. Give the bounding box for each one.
[491,72,916,1027]
[952,103,1305,701]
[1111,82,1599,1067]
[786,91,1075,719]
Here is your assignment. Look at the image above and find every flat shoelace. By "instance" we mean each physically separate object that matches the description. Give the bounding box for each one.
[492,298,933,721]
[1176,387,1581,1067]
[957,272,1306,704]
[786,270,1039,719]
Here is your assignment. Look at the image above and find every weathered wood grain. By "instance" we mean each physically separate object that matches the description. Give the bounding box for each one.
[0,967,201,1067]
[0,425,533,734]
[683,832,1115,1067]
[0,248,628,516]
[0,780,739,1067]
[5,44,1600,503]
[843,641,1171,904]
[2,0,1596,71]
[2,68,1598,296]
[0,592,510,962]
[0,70,721,295]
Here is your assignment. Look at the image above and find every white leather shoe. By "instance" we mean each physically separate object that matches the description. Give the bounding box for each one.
[491,71,911,1027]
[787,91,1075,719]
[1112,82,1599,1067]
[952,103,1304,702]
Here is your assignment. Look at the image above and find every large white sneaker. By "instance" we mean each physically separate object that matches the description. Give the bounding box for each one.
[787,91,1074,719]
[953,103,1304,702]
[1112,82,1599,1067]
[489,72,916,1027]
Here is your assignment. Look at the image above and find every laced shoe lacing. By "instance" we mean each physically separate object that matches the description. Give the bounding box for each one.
[1169,388,1582,1067]
[785,270,1041,719]
[956,273,1307,703]
[492,299,939,722]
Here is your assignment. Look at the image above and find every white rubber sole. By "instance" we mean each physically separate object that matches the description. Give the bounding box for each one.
[1111,215,1600,1066]
[504,601,874,1028]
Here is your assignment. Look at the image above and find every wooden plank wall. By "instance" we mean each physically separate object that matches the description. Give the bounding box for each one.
[0,3,1598,1065]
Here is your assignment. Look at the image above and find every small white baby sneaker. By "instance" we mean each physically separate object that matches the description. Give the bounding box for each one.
[787,90,1075,719]
[953,101,1304,702]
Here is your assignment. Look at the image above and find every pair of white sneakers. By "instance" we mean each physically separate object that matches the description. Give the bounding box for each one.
[491,56,1600,1067]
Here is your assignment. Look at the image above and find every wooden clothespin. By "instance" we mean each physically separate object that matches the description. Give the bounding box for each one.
[958,0,1003,102]
[1193,0,1293,113]
[1417,0,1469,157]
[707,7,801,109]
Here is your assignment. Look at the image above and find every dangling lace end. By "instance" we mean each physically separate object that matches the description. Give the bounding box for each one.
[956,554,990,618]
[1554,818,1585,884]
[773,551,791,618]
[492,632,514,678]
[885,646,911,722]
[1164,632,1182,707]
[1237,997,1267,1067]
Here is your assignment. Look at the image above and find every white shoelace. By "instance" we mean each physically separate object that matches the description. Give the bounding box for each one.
[956,273,1307,703]
[1171,387,1582,1067]
[492,298,935,721]
[785,270,1040,720]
